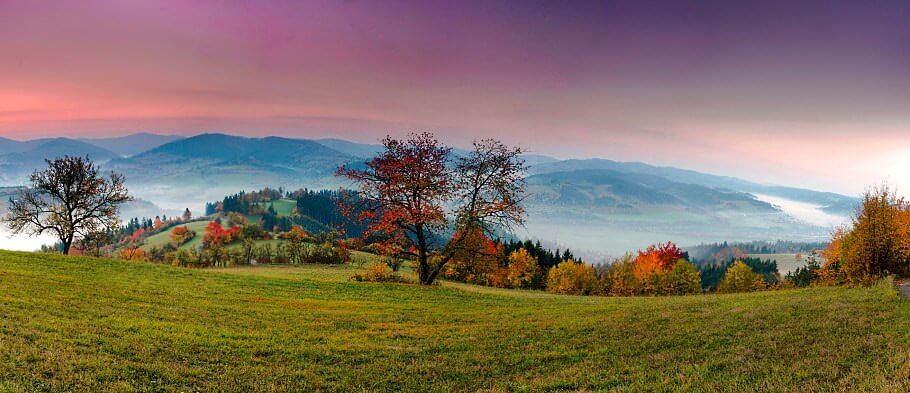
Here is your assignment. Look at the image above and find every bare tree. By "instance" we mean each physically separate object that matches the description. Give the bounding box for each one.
[5,156,131,255]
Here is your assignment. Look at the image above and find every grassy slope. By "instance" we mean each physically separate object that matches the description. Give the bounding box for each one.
[259,199,296,216]
[0,251,908,392]
[140,220,228,252]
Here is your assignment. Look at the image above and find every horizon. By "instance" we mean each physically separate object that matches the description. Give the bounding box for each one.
[0,130,863,198]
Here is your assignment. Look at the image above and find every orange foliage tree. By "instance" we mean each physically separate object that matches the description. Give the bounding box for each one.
[203,221,240,246]
[633,242,686,294]
[170,226,193,245]
[337,133,526,285]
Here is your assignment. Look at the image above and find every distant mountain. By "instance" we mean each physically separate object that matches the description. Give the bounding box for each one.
[315,138,384,158]
[105,134,358,204]
[78,133,184,156]
[0,138,119,185]
[526,169,777,212]
[314,138,559,165]
[532,158,857,215]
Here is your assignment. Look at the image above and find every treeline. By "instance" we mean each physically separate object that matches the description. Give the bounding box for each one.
[361,237,786,296]
[204,187,367,236]
[686,240,826,261]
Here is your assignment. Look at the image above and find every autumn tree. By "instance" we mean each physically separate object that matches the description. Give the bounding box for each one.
[841,186,907,283]
[338,133,526,285]
[664,260,702,295]
[545,260,597,295]
[503,248,539,289]
[717,261,764,293]
[5,156,131,254]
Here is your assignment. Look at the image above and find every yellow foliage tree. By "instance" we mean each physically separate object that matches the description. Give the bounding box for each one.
[717,261,763,293]
[546,260,597,295]
[502,248,539,289]
[664,260,702,295]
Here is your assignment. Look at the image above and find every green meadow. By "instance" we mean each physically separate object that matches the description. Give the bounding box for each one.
[1,251,908,392]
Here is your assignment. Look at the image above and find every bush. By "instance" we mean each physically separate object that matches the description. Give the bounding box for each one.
[717,261,764,293]
[546,260,597,295]
[118,247,148,261]
[351,262,409,283]
[166,249,204,268]
[303,242,350,264]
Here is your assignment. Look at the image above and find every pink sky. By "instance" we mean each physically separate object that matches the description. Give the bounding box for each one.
[1,0,909,195]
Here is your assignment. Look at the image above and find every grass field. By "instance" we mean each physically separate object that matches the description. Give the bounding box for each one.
[258,199,297,216]
[1,251,908,392]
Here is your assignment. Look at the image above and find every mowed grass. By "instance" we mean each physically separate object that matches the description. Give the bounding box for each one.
[1,251,909,392]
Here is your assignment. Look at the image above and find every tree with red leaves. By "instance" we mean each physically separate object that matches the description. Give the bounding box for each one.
[337,132,526,285]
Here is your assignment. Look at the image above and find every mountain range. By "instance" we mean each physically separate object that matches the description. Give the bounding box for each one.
[0,132,858,254]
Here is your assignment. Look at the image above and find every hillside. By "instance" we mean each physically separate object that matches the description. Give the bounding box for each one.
[0,138,119,185]
[104,134,359,207]
[526,169,776,212]
[0,251,907,391]
[78,132,184,156]
[532,158,858,215]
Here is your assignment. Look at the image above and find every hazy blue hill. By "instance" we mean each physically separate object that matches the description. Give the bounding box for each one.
[105,134,358,203]
[527,169,777,212]
[315,138,559,165]
[315,138,384,158]
[129,133,349,163]
[0,138,119,185]
[532,158,857,214]
[0,137,29,154]
[78,132,184,156]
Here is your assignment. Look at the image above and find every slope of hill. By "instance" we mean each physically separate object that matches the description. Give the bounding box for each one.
[0,251,907,391]
[526,169,776,212]
[78,132,184,156]
[532,158,858,215]
[105,134,358,208]
[0,138,119,185]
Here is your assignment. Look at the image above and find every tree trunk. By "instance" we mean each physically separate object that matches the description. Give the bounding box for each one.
[61,239,72,255]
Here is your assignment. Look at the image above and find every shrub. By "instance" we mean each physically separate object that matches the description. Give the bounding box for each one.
[717,261,764,293]
[351,262,409,283]
[166,249,203,268]
[118,247,148,261]
[546,260,597,295]
[170,226,195,246]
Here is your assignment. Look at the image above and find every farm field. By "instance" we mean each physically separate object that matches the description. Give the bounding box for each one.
[0,251,908,392]
[752,253,814,275]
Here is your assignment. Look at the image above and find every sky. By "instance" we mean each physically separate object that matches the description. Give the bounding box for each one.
[1,0,909,195]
